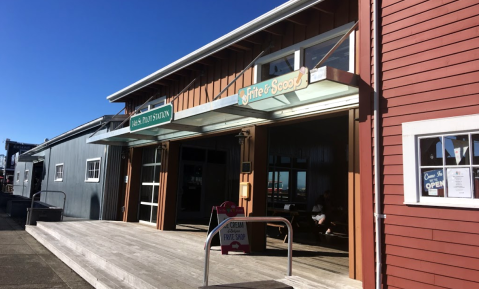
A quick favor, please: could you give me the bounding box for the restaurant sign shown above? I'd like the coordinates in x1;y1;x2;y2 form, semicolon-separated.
238;67;309;106
130;103;173;132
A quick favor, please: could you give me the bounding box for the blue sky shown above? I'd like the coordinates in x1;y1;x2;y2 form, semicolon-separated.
0;0;285;153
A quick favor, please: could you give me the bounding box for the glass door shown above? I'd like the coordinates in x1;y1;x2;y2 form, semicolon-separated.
138;148;161;225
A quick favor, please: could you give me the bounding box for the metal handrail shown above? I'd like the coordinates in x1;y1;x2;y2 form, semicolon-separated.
203;216;293;286
27;190;66;225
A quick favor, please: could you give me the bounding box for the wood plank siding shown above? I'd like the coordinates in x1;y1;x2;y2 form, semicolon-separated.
122;0;359;114
377;1;479;288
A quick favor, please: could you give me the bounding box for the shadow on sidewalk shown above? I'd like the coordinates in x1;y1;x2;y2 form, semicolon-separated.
0;208;93;289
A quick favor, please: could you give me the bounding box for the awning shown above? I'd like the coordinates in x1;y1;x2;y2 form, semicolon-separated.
87;66;359;147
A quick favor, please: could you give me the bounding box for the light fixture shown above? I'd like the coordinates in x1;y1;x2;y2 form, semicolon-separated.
235;130;250;145
157;144;167;151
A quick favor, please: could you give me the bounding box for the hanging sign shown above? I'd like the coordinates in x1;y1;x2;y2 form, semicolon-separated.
130;103;173;132
207;201;250;255
238;67;309;106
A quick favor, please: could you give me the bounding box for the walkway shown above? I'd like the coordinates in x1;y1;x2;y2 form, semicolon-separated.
0;208;92;289
27;220;362;289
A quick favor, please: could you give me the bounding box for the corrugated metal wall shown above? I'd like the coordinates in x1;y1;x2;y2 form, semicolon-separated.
102;145;122;220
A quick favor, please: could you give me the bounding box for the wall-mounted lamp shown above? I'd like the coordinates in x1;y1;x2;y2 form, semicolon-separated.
235;130;250;145
157;144;167;151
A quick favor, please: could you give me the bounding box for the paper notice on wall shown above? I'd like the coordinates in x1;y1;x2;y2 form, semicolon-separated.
447;168;472;198
452;139;469;165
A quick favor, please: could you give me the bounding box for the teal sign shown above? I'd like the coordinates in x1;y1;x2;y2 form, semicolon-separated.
238;67;309;106
130;103;173;132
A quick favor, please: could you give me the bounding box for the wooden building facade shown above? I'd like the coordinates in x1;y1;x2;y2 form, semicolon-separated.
88;0;479;288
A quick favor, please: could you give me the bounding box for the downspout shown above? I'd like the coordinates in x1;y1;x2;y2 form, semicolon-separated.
373;0;383;288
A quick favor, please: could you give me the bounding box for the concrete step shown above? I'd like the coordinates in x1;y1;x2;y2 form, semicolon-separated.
26;225;133;289
33;222;167;289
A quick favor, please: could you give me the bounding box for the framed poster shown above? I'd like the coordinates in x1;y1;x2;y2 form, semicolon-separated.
447;168;472;198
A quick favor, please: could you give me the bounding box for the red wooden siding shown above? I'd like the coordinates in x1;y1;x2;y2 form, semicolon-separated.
124;0;358;114
378;0;479;288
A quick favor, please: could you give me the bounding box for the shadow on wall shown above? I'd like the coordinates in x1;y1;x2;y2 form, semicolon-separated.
90;194;100;220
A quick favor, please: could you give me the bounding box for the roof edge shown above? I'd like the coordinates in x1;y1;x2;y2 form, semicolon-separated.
107;0;323;103
20;115;127;157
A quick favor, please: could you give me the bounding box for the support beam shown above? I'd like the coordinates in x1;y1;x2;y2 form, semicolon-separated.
285;13;308;26
311;1;336;15
216;106;271;120
162;123;203;133
243;33;265;45
263;23;285;36
239;125;268;252
157;141;180;230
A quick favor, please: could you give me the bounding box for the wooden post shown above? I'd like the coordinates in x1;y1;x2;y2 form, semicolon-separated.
123;147;143;222
157;141;180;230
348;108;362;280
238;125;268;252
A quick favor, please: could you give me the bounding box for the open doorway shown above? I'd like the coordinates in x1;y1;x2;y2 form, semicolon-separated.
30;162;43;200
176;134;240;227
266;112;354;276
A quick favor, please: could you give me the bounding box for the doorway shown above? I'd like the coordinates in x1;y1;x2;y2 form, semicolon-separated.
30;162;43;199
176;134;240;223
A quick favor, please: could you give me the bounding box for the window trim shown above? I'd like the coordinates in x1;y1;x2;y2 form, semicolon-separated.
16;172;20;183
403;113;479;208
135;96;166;113
254;22;356;83
85;157;101;183
24;170;29;183
54;163;64;182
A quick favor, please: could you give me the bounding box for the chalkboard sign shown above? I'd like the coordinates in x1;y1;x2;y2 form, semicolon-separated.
206;201;250;255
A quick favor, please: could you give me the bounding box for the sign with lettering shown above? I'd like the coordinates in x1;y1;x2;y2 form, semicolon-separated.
423;169;444;196
215;202;250;255
130;103;173;132
238;67;309;106
447;168;472;198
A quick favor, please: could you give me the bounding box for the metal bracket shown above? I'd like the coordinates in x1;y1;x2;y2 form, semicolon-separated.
374;213;386;219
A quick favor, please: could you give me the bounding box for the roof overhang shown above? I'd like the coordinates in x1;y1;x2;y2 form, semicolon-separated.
106;0;325;103
89;66;359;147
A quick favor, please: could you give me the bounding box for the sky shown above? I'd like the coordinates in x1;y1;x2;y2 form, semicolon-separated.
0;0;286;154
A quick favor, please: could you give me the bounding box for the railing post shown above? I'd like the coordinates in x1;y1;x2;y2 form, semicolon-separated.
203;216;293;287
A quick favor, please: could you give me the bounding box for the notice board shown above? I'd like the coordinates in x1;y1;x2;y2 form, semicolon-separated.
207;201;250;255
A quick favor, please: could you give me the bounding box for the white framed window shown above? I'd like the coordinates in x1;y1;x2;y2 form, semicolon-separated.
85;158;101;182
24;170;29;182
254;22;355;83
55;163;64;182
403;114;479;208
135;96;166;113
16;172;20;182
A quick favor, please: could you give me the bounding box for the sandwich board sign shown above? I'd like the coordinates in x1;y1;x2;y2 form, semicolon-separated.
206;201;250;255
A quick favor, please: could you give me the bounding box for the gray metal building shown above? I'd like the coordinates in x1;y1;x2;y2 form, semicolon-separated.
13;115;126;220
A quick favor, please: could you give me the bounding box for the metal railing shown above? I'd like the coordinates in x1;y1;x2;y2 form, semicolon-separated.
27;190;66;225
203;216;293;287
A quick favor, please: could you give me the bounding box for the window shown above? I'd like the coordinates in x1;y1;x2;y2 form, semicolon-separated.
268;156;308;210
85;158;101;182
24;170;29;182
254;22;355;83
403;114;479;207
261;54;295;81
138;147;161;225
135;96;166;113
55;164;64;182
303;35;350;72
16;172;20;182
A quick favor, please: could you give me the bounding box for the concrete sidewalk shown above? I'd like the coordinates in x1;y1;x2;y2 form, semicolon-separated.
0;209;92;289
